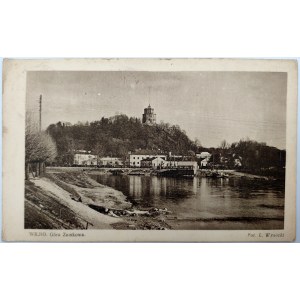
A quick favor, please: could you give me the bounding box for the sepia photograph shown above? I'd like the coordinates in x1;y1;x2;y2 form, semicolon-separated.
2;58;297;241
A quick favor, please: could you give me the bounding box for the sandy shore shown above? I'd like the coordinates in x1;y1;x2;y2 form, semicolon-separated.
25;169;170;230
197;169;272;180
223;170;271;180
26;168;134;229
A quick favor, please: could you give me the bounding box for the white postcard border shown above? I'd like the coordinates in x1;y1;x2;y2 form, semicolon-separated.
2;58;297;242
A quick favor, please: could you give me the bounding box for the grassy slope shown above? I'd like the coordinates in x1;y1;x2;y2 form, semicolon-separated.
25;170;132;229
25;180;85;229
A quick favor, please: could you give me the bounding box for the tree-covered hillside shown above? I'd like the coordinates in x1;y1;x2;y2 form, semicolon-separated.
46;114;198;165
46;114;286;178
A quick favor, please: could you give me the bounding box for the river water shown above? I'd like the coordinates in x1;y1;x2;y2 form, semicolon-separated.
93;174;285;229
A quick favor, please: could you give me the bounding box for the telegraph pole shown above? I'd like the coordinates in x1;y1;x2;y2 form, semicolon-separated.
39;94;42;132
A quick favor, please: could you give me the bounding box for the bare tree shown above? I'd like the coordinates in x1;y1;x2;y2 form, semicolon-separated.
219;139;229;150
194;138;202;150
25;115;57;179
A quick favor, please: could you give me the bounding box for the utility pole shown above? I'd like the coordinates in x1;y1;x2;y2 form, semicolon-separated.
39;94;42;132
38;94;43;177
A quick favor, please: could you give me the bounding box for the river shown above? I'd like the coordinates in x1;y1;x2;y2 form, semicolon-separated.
92;174;285;230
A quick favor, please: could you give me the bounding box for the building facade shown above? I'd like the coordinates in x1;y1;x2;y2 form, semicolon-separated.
200;157;210;167
141;157;166;169
98;157;123;167
151;157;165;169
140;158;153;168
130;154;166;167
196;152;212;168
162;160;198;174
142;105;156;125
73;152;97;166
177;161;199;175
196;152;211;159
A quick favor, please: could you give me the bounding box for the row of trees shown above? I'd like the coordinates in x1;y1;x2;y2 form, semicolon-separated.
199;139;286;176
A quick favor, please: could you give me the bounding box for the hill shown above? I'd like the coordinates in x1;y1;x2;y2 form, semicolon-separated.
46;114;198;165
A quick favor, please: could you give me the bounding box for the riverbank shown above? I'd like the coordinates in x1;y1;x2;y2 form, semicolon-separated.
25;168;171;230
25;167;284;230
197;169;284;180
25;173;128;229
220;170;270;180
48;166;281;180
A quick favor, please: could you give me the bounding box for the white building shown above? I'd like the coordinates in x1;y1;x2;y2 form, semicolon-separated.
130;154;166;167
73;153;97;166
151;157;165;169
200;157;210;167
196;152;211;159
140;157;166;169
162;160;198;174
177;161;198;174
168;154;183;160
196;152;211;167
162;160;178;168
98;157;123;167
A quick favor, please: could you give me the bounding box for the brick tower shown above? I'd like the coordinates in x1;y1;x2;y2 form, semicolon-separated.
142;105;156;125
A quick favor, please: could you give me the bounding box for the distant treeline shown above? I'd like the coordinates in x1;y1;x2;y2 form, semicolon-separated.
206;139;286;177
46;114;286;177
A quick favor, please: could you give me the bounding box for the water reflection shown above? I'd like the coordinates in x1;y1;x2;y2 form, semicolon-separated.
93;174;285;220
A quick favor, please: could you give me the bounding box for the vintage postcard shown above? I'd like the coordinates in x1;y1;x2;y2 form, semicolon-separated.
2;58;297;242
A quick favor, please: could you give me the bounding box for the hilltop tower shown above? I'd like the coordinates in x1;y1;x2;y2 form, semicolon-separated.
142;105;156;125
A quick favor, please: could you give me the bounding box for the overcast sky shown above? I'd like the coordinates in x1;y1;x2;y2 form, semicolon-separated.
26;71;287;149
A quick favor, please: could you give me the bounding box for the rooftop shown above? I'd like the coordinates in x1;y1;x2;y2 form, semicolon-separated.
141;157;165;162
